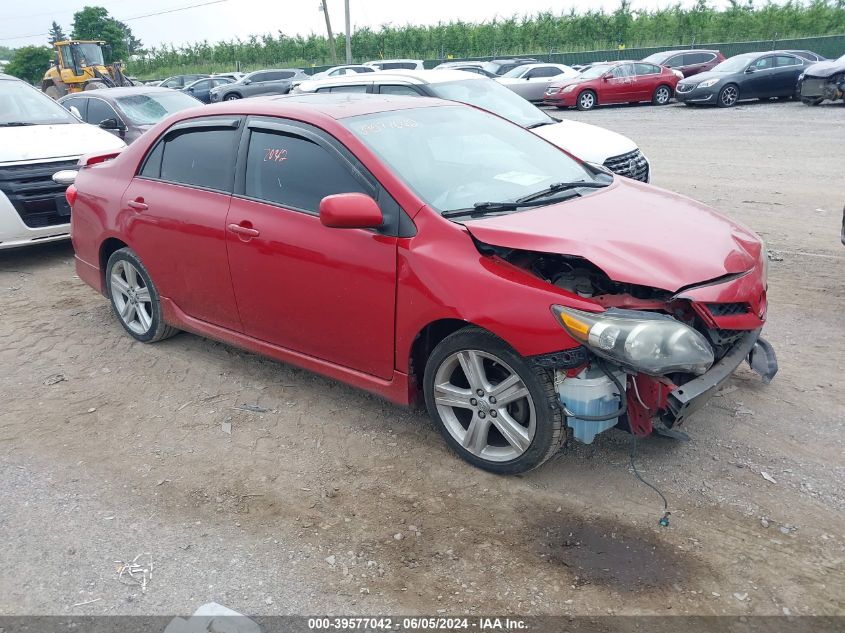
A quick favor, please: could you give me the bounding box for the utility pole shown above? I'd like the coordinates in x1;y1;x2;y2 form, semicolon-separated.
344;0;352;63
320;0;338;65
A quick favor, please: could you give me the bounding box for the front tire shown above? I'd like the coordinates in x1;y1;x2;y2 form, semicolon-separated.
717;83;739;107
576;90;597;111
224;93;241;101
423;327;564;474
801;96;823;106
106;248;178;343
652;84;672;105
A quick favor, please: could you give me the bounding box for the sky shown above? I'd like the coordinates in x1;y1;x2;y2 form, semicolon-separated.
1;0;750;49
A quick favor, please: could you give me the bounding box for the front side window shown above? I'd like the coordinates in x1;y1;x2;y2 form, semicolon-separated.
248;72;268;83
343;105;594;215
502;65;531;78
244;129;368;213
142;124;239;192
611;65;632;78
711;55;755;73
752;56;774;70
85;98;120;125
664;55;684;67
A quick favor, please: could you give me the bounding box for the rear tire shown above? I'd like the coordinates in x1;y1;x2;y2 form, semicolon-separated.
801;97;823;106
651;84;672;105
576;90;597;111
423;326;564;474
106;248;179;343
84;81;108;91
44;85;62;99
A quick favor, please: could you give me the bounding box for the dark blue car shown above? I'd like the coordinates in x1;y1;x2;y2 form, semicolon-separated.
181;77;234;104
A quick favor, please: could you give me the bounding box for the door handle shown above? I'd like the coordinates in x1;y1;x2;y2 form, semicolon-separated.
227;223;260;238
127;199;148;211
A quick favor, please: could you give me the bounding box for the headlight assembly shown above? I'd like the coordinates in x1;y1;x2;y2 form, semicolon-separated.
561;84;577;93
697;78;720;88
552;306;714;375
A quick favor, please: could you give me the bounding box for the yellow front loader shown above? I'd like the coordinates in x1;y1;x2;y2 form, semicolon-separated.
41;40;135;98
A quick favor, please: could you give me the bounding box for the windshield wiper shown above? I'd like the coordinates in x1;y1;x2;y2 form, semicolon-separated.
0;122;36;127
516;180;609;203
441;181;610;219
526;120;555;129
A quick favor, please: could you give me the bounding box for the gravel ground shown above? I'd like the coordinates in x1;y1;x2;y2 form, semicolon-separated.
0;99;843;617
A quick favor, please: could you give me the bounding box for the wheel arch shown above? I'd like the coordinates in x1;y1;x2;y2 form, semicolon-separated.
408;318;476;400
99;236;129;289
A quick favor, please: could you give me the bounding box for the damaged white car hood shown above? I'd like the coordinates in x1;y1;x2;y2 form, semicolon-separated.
531;118;639;164
0;123;125;164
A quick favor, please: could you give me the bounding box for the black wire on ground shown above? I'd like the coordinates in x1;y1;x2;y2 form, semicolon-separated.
629;432;671;527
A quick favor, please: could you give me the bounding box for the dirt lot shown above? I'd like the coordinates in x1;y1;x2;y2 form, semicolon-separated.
1;99;843;618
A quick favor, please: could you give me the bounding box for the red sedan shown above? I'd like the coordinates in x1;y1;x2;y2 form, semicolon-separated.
66;94;776;474
544;61;680;110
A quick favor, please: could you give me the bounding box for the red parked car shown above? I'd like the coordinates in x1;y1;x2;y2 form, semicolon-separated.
544;61;680;110
66;94;777;474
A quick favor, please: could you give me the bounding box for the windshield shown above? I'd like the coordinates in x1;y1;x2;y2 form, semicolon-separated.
711;55;754;72
115;92;200;125
578;64;613;79
429;79;552;128
72;43;105;68
344;105;594;215
501;65;531;78
641;52;669;64
0;79;78;126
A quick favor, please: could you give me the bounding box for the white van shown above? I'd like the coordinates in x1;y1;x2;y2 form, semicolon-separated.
0;74;126;249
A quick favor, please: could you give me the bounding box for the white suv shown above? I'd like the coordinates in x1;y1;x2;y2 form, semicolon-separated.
0;74;125;249
294;70;651;182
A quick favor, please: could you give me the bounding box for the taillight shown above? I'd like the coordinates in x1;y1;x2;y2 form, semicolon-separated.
66;184;78;208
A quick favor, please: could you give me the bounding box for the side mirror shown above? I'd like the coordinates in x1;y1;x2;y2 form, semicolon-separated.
602;74;610;81
319;193;383;229
187;87;194;92
99;118;126;132
242;78;252;85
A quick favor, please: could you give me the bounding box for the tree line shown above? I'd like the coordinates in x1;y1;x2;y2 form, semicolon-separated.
4;0;845;83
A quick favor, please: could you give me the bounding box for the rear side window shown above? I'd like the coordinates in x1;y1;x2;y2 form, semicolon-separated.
611;65;632;78
62;97;87;119
244;129;368;213
378;84;421;96
775;55;801;67
634;63;661;76
381;62;417;70
140;123;239;192
684;52;715;65
330;84;368;93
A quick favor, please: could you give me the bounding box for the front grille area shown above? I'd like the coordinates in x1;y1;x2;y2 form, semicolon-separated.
706;302;750;317
800;78;826;96
0;159;78;228
603;149;649;182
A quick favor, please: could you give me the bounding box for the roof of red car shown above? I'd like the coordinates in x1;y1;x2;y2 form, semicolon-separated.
190;93;453;121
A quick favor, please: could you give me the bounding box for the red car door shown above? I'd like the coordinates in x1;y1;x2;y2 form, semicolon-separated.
601;63;635;103
122;117;243;331
225;119;398;379
632;63;662;100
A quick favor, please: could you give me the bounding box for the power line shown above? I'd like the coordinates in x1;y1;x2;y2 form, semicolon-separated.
0;0;231;42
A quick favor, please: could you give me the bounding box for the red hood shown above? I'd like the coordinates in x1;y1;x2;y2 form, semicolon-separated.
462;178;762;293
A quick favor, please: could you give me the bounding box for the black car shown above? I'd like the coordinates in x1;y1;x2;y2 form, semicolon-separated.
157;74;209;89
674;51;810;107
181;76;234;103
798;53;845;105
481;58;539;76
209;68;310;102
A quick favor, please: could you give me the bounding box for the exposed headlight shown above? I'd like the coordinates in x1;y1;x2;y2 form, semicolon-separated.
552;306;714;375
697;78;720;88
561;84;577;93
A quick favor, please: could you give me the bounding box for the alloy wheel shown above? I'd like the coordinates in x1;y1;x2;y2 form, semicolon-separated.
720;85;738;107
110;260;153;335
655;86;671;104
579;92;595;109
432;349;536;462
225;94;240;101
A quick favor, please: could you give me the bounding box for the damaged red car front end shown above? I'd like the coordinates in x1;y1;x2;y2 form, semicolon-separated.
461;178;777;443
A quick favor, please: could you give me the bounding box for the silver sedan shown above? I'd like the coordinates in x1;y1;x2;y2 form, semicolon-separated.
496;63;580;101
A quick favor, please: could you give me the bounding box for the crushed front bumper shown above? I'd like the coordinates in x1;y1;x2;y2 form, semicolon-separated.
665;329;777;426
